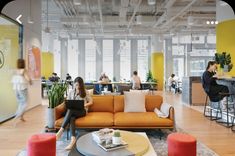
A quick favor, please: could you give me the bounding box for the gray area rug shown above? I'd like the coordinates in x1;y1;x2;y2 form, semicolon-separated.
17;129;218;156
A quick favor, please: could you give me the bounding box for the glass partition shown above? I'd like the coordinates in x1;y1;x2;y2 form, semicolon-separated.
0;14;22;122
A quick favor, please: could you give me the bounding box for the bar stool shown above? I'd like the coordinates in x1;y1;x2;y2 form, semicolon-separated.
216;92;235;128
203;94;222;121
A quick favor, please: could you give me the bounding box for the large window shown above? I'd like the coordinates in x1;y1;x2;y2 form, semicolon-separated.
103;40;113;80
173;58;184;79
68;40;78;79
85;40;96;81
120;40;131;80
137;40;149;81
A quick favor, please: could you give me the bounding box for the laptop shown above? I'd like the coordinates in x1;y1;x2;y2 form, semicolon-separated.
65;100;84;110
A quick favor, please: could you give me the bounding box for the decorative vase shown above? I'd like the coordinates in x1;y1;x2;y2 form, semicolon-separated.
47;108;55;129
112;136;122;145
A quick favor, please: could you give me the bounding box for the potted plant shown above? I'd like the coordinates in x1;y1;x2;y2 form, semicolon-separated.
215;52;233;72
112;131;122;145
146;70;158;89
47;82;67;129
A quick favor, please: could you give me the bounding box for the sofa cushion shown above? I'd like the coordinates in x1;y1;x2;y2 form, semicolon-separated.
75;112;114;127
114;112;173;127
124;91;146;112
89;95;114;112
54;112;114;128
114;95;163;112
145;95;163;111
114;95;124;112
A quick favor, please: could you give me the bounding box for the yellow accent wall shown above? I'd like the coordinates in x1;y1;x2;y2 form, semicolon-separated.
41;52;54;79
151;52;164;90
216;19;235;76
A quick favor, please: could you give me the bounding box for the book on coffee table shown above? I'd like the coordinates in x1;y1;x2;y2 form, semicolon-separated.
97;140;128;152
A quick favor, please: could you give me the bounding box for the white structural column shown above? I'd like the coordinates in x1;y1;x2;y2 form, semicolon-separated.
151;35;164;53
130;39;138;76
60;38;68;80
78;39;85;79
164;38;173;79
113;39;120;81
96;39;103;80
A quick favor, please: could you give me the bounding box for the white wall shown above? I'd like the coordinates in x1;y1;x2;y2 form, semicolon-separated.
3;0;42;110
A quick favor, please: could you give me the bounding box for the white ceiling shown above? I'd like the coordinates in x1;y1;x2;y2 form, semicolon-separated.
41;0;216;38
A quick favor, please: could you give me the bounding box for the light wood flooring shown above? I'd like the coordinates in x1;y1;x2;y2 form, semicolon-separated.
0;91;235;156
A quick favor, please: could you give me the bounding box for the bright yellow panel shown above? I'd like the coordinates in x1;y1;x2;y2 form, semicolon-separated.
151;52;164;90
41;52;54;79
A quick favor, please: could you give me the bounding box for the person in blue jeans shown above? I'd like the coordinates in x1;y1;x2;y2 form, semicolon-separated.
11;59;32;126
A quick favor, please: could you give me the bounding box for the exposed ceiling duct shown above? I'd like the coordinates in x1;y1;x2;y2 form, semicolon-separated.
42;0;216;37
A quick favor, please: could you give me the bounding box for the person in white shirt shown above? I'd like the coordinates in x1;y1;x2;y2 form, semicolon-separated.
168;74;180;93
11;59;32;126
131;71;141;90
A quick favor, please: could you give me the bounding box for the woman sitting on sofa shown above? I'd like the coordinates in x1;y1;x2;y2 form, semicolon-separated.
56;77;93;150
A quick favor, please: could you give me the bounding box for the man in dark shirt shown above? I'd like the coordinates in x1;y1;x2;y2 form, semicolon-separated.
202;61;229;102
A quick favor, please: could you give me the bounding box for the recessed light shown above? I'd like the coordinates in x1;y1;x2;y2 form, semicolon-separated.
211;21;214;24
215;21;218;24
206;21;210;25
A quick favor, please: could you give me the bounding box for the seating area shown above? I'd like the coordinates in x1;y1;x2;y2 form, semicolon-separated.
1;0;235;156
55;95;174;129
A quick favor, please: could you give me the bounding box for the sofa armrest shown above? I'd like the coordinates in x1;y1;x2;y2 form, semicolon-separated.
169;107;174;121
55;102;66;120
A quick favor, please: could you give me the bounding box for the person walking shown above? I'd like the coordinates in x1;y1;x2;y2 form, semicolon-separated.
11;59;32;126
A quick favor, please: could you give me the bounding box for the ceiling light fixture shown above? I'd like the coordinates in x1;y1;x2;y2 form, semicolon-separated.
73;0;81;5
136;15;142;25
206;21;210;25
187;16;194;25
210;21;214;24
148;0;156;5
215;21;218;24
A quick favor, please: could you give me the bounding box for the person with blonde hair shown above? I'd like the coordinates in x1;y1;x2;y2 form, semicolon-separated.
11;59;32;126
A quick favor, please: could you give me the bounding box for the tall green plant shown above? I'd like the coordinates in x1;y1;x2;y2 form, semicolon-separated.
215;52;233;72
146;70;157;83
47;83;67;108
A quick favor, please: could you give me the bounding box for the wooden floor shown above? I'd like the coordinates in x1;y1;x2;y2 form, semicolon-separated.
0;91;235;156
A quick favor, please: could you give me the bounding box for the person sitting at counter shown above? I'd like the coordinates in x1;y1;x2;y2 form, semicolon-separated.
168;74;180;93
131;71;141;90
49;72;60;82
99;72;112;92
202;61;229;104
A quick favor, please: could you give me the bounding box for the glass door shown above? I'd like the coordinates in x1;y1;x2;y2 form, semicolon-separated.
0;14;21;122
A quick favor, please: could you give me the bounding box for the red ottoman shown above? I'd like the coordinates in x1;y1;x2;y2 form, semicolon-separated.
167;133;196;156
27;133;56;156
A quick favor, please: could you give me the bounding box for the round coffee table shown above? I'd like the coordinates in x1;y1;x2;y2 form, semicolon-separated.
76;130;149;156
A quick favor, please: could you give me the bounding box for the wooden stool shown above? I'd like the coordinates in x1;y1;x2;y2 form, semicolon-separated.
167;133;196;156
27;133;56;156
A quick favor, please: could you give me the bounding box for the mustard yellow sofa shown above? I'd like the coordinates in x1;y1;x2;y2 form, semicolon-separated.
55;95;174;129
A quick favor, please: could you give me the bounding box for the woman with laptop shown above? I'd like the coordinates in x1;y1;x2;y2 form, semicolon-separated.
56;77;93;150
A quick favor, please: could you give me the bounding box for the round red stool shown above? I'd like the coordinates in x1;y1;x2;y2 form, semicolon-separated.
27;133;56;156
167;133;196;156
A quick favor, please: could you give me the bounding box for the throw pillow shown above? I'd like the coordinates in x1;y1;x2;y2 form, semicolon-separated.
124;91;146;112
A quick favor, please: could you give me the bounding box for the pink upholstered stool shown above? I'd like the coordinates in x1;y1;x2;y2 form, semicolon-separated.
27;133;56;156
167;133;196;156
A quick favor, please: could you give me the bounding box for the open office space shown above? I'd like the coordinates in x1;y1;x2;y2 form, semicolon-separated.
0;0;235;156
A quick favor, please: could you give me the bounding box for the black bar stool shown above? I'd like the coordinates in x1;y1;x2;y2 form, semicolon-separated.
203;95;222;121
216;92;235;128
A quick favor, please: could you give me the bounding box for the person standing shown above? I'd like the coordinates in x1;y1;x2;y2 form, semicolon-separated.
11;59;32;126
131;71;141;90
